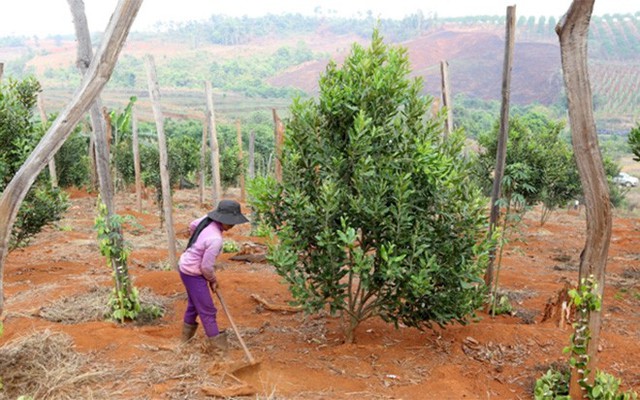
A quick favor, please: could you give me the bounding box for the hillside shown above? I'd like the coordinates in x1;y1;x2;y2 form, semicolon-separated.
1;13;639;132
270;27;561;105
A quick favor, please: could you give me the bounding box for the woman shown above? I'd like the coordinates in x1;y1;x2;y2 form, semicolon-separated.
178;199;249;356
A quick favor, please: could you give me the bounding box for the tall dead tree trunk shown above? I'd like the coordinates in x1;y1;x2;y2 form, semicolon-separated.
36;94;59;188
440;60;453;137
0;0;142;318
131;105;142;213
204;81;222;206
236;119;245;202
0;63;4;82
68;1;106;202
485;5;516;289
145;55;178;269
272;109;284;182
557;1;612;396
68;0;132;301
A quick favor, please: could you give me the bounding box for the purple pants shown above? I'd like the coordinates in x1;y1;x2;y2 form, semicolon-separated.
179;270;219;337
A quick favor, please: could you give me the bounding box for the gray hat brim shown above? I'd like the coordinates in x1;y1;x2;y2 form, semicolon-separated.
207;210;249;225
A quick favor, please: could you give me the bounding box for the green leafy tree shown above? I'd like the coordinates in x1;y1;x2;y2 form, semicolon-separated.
475;112;581;225
250;30;492;343
38;111;90;189
54;130;90;188
0;77;69;250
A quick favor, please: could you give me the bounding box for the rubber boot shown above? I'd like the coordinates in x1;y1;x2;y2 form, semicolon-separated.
204;330;228;359
181;322;198;343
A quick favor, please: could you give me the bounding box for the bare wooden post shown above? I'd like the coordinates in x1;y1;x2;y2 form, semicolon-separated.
236;119;245;202
145;54;178;270
484;5;516;289
204;81;222;205
440;60;453;137
87;119;98;191
248;130;255;179
0;0;142;318
272;109;284;182
36;94;59;188
102;107;116;192
557;1;611;396
199;113;208;206
131;105;142;213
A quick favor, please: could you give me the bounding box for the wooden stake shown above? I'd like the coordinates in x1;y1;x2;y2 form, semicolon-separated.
131;105;142;213
485;5;516;289
440;60;453;137
236;119;245;202
248;131;255;180
204;81;222;205
272;109;284;182
36;94;59;188
145;54;178;270
199;113;208;206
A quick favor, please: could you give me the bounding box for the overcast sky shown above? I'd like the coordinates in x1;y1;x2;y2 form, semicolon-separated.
0;0;637;37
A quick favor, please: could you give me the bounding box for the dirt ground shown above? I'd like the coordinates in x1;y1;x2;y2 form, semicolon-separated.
1;186;639;399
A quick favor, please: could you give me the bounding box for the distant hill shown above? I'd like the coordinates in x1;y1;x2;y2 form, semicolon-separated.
1;12;639;132
268;28;562;106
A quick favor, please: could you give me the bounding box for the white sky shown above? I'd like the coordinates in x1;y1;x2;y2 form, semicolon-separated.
0;0;637;37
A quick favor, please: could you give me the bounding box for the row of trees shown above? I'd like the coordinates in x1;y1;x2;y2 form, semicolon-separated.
5;74;630;256
104;42;318;97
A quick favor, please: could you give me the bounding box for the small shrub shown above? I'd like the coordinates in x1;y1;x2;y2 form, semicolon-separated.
534;367;570;399
222;239;240;253
95;201;141;323
534;368;638;400
10;186;69;250
490;294;513;316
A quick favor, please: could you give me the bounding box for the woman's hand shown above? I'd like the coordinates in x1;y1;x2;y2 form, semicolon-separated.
208;280;218;293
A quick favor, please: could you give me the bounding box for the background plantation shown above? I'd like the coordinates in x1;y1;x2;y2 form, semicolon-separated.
2;11;640;131
1;5;640;399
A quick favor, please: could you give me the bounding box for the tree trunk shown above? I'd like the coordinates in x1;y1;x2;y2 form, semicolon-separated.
236;119;245;202
485;5;516;288
131;105;142;213
440;60;453;137
272;109;284;182
36;94;59;188
248;131;255;179
0;62;3;82
204;81;222;206
69;0;139;299
145;55;178;270
0;0;142;318
556;1;611;397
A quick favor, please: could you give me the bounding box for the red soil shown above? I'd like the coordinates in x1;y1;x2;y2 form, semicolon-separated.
2;186;639;399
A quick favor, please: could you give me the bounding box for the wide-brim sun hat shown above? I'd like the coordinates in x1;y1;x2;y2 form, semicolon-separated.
207;199;249;225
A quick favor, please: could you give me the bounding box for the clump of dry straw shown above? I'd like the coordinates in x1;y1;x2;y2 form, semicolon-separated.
0;330;124;399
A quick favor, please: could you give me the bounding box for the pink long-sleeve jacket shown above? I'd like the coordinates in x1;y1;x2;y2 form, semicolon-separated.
178;216;223;282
